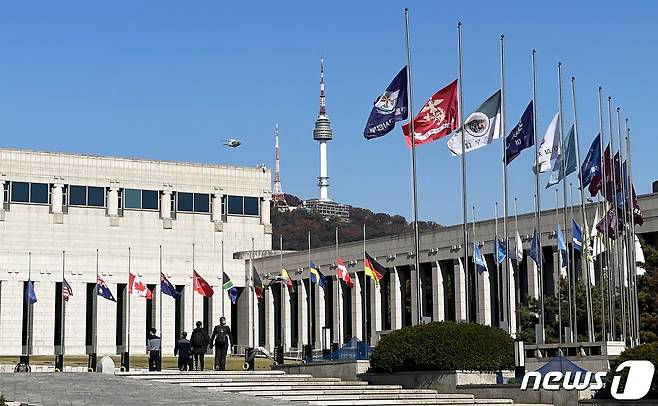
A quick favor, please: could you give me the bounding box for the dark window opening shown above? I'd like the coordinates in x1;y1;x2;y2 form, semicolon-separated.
124;189;141;209
87;186;104;207
69;185;87;206
116;284;126;348
177;192;194;212
11;182;29;203
54;282;63;348
244;197;259;215
30;183;49;204
227;195;243;215
142;191;159;210
85;283;95;348
194;193;210;213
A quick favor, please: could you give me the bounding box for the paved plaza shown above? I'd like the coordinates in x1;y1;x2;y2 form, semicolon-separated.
0;373;293;406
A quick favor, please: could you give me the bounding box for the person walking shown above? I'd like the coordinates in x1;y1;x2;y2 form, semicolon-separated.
173;331;192;371
146;328;161;372
190;321;211;371
211;317;232;371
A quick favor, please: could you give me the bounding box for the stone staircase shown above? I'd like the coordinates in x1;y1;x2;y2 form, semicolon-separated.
119;371;553;406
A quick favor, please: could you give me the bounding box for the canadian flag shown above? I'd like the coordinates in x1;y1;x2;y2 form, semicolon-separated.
336;257;354;288
129;273;153;300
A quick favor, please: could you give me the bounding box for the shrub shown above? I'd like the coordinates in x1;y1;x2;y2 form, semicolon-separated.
370;321;514;373
596;342;658;399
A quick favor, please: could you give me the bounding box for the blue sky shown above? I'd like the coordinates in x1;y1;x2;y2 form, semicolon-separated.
0;1;655;226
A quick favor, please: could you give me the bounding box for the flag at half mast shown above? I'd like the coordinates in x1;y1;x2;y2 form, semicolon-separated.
222;272;238;304
364;252;385;285
447;90;501;156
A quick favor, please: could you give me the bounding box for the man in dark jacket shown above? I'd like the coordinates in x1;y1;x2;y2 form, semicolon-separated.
210;317;232;371
173;331;192;371
146;328;161;371
189;321;211;371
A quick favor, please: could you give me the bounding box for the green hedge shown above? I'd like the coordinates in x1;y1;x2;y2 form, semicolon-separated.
597;342;658;399
370;321;514;373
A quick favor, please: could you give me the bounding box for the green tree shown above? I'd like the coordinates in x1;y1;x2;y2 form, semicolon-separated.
638;240;658;343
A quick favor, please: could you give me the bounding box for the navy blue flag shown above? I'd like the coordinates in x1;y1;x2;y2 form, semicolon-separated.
580;134;601;188
494;239;507;265
530;229;541;268
363;66;409;139
26;279;37;304
161;273;182;300
572;219;583;251
505;101;534;164
96;276;116;302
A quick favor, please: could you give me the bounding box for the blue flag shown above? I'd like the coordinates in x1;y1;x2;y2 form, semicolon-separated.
363;66;408;139
161;273;182;300
309;261;327;290
96;276;116;302
580;134;601;189
572;219;583;252
473;242;488;273
26;279;37;304
505;101;534;164
494;239;507;265
547;125;577;188
530;230;541;268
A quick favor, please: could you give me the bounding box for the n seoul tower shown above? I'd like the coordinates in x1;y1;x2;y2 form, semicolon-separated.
313;57;333;202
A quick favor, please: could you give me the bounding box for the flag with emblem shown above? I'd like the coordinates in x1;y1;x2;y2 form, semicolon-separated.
336;257;354;288
494;239;507;265
580;134;601;189
129;273;153;299
193;270;214;298
222;272;238;305
572;219;583;252
529;230;541;269
505;101;534;164
402;79;459;147
447;90;501;155
535;112;561;173
473;242;488;273
96;276;116;302
547;125;577;188
364;67;409;139
364;252;385;285
62;278;73;302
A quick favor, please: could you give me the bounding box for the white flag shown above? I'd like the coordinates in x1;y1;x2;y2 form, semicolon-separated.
447;90;501;156
513;231;523;261
635;235;646;276
534;112;561;173
590;207;606;257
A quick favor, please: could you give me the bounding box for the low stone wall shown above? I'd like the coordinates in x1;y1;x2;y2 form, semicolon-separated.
454;383;592;406
358;370;497;393
275;360;370;381
0;364;148;373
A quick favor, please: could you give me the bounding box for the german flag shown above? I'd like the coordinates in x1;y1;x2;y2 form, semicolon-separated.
364;252;385;285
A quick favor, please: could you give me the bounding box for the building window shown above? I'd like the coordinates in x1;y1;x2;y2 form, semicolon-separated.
177;192;194;212
244;197;259;216
30;183;49;204
193;193;210;213
124;189;141;209
11;182;29;203
3;182;8;203
142;190;159;210
87;186;105;207
69;185;87;206
226;195;260;216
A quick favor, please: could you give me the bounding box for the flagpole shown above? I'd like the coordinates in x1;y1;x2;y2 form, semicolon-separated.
307;231;312;346
557;63;574;342
621;119;635;345
495;202;503;323
615;106;628;344
597;87;607;342
221;239;225;320
555;188;563;343
95;249;99;355
192;243;195;331
531;49;545;342
500;34;512;335
457;21;469;323
607;96;618;339
127;247;131;355
251;237;256;349
571;77;594;342
159;245;162;348
404;8;422;326
61;250;66;356
27;252;32;357
363;223;368;342
625;120;640;345
569;183;578;342
335;227;340;345
279;234;284;350
472;206;479;323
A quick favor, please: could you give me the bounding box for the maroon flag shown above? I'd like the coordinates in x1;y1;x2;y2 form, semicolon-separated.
589;144;610;197
596;208;624;240
402;80;459;147
192;271;214;297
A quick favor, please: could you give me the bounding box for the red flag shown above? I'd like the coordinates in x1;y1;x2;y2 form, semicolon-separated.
402;79;459;147
193;271;214;297
129;273;153;300
336;257;354;288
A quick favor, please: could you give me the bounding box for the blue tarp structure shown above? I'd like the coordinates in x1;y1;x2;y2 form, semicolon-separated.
305;337;371;363
536;350;588;375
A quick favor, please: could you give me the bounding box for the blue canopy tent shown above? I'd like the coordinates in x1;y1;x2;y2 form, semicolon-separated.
536;350;588;375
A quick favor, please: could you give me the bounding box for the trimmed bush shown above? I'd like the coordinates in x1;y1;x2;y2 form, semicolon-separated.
596;341;658;399
370;321;514;373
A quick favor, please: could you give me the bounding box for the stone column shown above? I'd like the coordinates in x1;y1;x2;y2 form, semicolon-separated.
477;257;492;326
527;258;540;300
128;292;147;354
281;285;292;351
506;259;518;335
332;277;344;345
0;180;5;210
389;267;403;331
156;283;177;356
31;281;55;355
552;247;561;296
261;196;272;234
454;258;467;322
211;191;222;222
351;274;364;341
431;261;445;322
264;287;276;352
106;187;119;217
409;263;419;325
64;281;87;355
313;283;326;350
161;191;172;219
51;184;63;214
369;279;382;345
95;283;117;355
296;280;308;348
0;281;23;355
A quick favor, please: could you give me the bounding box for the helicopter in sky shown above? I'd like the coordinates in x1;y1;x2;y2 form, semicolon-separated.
222;139;242;148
